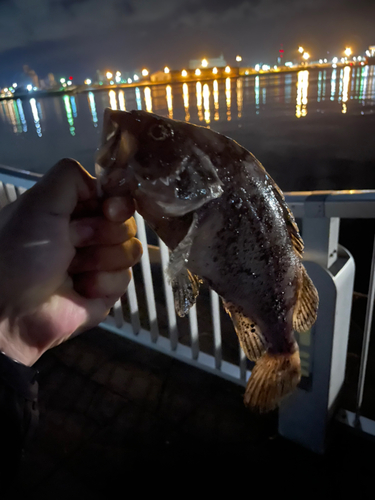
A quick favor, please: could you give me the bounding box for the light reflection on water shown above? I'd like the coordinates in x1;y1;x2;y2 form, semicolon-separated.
1;66;374;140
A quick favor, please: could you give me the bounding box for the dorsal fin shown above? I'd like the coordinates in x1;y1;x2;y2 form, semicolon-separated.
293;265;319;332
271;182;304;258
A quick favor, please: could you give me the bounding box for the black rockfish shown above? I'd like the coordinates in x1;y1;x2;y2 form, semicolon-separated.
96;109;319;412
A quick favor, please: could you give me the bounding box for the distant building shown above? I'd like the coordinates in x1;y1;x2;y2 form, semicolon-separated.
23;65;39;89
189;55;227;69
47;73;58;88
150;71;171;83
366;45;375;64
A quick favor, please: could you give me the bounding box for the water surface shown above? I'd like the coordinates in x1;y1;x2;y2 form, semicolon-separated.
1;66;375;191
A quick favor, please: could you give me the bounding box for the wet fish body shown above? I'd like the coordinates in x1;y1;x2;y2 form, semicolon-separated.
96;109;319;412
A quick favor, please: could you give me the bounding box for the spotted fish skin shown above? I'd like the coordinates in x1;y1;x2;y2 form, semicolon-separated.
96;109;319;412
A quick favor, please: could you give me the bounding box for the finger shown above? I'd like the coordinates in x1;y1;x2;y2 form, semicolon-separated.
22;158;97;217
73;269;132;299
70;216;137;247
71;199;102;220
69;238;143;273
102;196;135;222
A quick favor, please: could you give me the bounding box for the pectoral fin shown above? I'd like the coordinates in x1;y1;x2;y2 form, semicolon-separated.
171;270;202;317
167;213;202;317
223;301;267;361
293;265;319;332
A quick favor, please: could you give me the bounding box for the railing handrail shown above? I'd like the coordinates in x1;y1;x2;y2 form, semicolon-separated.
1;165;375;218
285;190;375;218
0;164;42;181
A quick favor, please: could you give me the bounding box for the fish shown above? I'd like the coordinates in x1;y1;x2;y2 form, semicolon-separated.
95;108;319;412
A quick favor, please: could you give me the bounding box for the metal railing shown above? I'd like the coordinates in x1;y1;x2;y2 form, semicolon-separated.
1;164;375;453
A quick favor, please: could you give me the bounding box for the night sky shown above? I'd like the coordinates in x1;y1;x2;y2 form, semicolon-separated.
0;0;374;85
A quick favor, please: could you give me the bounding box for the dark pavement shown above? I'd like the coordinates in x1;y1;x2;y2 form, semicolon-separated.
17;326;375;498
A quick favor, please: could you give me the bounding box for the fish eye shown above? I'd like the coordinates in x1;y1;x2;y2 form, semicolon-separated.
149;123;171;141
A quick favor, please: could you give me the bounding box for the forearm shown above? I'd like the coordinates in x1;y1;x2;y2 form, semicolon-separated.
0;350;39;486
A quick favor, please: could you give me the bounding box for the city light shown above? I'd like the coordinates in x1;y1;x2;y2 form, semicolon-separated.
128;78;133;84
27;84;32;91
332;57;338;64
142;69;149;76
60;78;65;84
262;64;270;71
319;59;323;64
109;90;117;110
181;69;188;77
212;67;218;74
116;71;121;76
236;55;242;62
303;52;310;60
67;81;72;86
144;87;152;113
298;47;304;54
164;66;170;73
12;83;17;88
134;75;139;81
225;66;231;73
344;47;352;58
201;59;208;67
195;68;201;76
106;71;113;79
84;79;92;85
255;64;260;71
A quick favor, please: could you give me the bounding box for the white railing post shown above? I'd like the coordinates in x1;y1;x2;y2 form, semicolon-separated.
278;196;355;453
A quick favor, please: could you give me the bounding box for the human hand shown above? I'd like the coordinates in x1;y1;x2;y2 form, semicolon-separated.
0;159;142;366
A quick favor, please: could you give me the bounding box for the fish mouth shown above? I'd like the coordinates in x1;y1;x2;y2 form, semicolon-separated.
96;109;139;195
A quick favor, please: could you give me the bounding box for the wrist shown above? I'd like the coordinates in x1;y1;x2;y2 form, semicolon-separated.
0;318;40;367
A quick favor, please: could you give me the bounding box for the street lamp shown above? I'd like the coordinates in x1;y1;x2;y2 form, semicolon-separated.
344;47;352;58
236;55;242;62
181;69;188;77
164;66;170;74
201;59;208;68
142;69;149;77
212;67;218;75
195;68;201;76
303;52;310;61
225;66;231;73
298;46;304;54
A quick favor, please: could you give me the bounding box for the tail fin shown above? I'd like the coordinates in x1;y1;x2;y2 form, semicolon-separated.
243;349;301;412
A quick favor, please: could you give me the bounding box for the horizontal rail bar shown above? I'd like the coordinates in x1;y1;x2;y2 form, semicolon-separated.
285;190;375;218
101;316;251;386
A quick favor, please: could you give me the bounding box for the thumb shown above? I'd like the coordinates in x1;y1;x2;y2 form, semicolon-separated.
23;158;97;216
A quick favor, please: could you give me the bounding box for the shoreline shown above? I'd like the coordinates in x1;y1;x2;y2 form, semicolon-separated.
0;62;369;102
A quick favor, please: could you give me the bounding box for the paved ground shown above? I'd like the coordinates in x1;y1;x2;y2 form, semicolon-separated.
15;326;375;498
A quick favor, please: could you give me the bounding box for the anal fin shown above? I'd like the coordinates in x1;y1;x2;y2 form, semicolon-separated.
293;265;319;332
223;300;267;361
